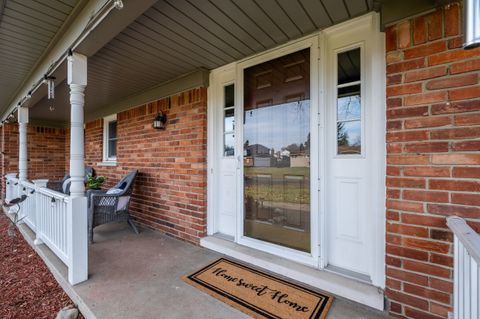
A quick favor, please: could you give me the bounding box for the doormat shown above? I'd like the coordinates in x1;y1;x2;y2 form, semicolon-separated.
182;258;333;319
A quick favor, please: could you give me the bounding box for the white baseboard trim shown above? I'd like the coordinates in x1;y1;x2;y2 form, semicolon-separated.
200;235;385;311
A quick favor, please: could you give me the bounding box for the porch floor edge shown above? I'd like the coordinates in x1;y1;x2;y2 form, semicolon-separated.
200;235;385;311
2;210;97;319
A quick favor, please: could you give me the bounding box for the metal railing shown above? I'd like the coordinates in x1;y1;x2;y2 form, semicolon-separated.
447;216;480;319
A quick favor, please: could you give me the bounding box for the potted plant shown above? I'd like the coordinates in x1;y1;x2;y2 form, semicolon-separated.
86;174;106;190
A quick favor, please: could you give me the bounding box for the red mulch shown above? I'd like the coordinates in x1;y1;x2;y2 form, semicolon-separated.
0;213;80;319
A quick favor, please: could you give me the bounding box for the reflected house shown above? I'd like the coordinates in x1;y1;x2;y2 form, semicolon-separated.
290;155;309;168
245;144;274;167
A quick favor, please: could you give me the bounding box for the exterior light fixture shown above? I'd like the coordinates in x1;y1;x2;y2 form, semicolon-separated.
44;75;56;111
153;111;167;129
464;0;480;49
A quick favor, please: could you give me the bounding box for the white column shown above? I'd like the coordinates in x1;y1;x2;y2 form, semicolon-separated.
18;107;28;182
66;52;88;285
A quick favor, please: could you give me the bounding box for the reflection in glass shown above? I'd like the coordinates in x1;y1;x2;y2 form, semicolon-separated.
224;133;234;157
337;121;361;154
337;95;361;121
108;121;117;158
337;48;360;85
225;84;235;108
224;109;234;132
243;49;311;253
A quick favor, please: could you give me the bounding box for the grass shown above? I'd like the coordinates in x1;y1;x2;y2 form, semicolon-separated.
244;166;310;204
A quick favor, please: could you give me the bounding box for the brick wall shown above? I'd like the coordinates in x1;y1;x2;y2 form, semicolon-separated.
83;87;208;244
385;2;480;319
1;123;67;194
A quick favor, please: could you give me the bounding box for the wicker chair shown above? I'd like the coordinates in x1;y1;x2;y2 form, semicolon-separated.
87;170;139;243
48;166;94;194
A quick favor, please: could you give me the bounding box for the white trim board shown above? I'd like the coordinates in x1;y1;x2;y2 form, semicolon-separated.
200;236;385;311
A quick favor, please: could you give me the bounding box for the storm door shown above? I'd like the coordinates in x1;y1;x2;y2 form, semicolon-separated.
243;49;311;253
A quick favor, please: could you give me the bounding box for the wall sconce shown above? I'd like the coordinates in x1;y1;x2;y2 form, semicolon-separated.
153;111;167;129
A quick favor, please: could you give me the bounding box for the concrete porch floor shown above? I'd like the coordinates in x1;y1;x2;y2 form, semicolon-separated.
18;221;390;319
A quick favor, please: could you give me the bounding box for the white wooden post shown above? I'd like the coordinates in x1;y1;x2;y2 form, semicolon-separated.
18;107;28;183
33;179;48;245
67;52;88;285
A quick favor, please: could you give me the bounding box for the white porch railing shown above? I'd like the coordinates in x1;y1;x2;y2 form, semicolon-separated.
19;180;36;231
447;216;480;319
4;174;87;285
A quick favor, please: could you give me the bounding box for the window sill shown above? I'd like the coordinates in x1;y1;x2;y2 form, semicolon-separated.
96;161;117;167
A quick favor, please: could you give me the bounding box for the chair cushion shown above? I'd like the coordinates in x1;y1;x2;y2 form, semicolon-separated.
62;178;71;194
106;188;123;195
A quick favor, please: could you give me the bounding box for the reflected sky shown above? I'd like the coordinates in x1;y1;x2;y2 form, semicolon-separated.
244;100;310;152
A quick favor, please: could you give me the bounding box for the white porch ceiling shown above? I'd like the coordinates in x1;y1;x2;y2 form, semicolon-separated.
0;0;84;115
12;0;448;125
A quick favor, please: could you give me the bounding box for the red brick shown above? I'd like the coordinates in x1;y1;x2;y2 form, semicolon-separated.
404;91;446;106
387;97;403;108
387;106;428;119
387;177;425;189
401;213;446;228
404;116;451;129
430;253;453;267
387;120;403;130
448;36;463;49
405;307;445;319
386;289;429;310
387;245;429;261
444;3;460;36
388;200;424;213
387;130;429;142
428;203;480;218
387;74;403;85
386;278;402;290
387;189;401;199
429;278;453;293
404;142;449;153
449;86;480;101
426;9;443;41
387;223;429;237
387;51;403;64
387;155;430;165
430;179;480;191
403;238;450;254
450;59;480;74
387;143;403;154
427;73;478;90
431;153;480;165
387;58;425;74
431;99;480;114
387;83;423;96
431;303;452;318
387;267;429;286
430;127;480;140
430;229;453;242
452;141;480;151
403;167;450;177
387;256;402;268
403;283;450;304
398;21;411;49
453;167;480;178
405;66;447;82
403;260;451;278
413;16;426;45
454;113;480;126
429;48;480;66
385;25;397;52
403;190;449;203
404;41;446;59
452;193;480;206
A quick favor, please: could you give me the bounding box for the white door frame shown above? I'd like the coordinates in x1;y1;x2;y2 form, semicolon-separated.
206;12;386;288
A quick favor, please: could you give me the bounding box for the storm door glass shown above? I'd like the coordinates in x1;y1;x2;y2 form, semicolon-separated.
243;49;311;253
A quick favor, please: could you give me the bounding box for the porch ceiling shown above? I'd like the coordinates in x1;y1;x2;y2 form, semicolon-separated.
23;0;448;125
29;0;376;124
0;0;85;116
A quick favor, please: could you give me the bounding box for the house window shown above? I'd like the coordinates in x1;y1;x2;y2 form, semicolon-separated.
223;84;235;157
103;114;117;162
336;47;361;155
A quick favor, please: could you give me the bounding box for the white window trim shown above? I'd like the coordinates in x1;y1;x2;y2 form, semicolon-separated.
98;114;117;166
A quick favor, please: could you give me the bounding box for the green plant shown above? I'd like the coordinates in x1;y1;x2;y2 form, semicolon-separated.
86;175;106;189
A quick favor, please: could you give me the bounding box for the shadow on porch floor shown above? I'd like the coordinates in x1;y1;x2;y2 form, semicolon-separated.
20;222;390;319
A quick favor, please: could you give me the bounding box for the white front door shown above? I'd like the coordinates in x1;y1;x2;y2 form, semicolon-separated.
208;13;385;286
